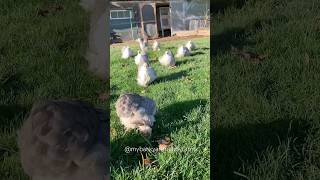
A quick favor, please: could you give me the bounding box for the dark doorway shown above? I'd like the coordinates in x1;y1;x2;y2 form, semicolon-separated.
156;4;171;37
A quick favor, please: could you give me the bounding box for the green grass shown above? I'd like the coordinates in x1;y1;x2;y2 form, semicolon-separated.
0;1;107;179
110;37;210;179
213;0;320;179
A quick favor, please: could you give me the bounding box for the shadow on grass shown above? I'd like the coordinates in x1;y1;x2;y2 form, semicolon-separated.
190;51;205;56
110;93;119;102
0;72;31;126
175;58;194;66
110;99;207;170
198;47;210;51
211;0;247;14
212;27;255;57
165;46;176;50
1;70;24;90
214;118;310;180
0;105;27;120
110;131;150;169
0;104;28;130
156;70;188;83
153;99;207;137
211;15;288;59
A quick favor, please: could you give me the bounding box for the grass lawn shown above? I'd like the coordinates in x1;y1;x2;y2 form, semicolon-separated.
110;37;210;179
0;1;107;179
213;0;320;179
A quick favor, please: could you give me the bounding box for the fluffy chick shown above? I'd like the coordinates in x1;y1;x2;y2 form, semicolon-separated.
17;100;108;180
136;38;148;52
134;50;149;66
121;46;134;59
137;62;157;87
152;40;160;51
79;0;108;81
176;45;191;58
185;40;196;51
115;93;157;136
159;50;175;67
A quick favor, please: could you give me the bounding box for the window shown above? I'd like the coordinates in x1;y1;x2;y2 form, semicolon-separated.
110;10;132;19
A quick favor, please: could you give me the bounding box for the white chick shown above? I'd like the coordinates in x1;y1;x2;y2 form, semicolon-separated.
115;93;157;136
79;0;108;81
159;50;175;67
176;45;191;58
137;62;157;87
121;46;134;59
185;40;196;51
152;40;160;51
17;100;108;180
136;37;148;52
134;50;149;66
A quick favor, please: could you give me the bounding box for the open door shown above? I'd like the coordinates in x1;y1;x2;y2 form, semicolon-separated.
159;7;171;37
139;2;158;38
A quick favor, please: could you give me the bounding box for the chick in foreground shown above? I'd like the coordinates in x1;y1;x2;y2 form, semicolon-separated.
186;40;196;51
152;40;160;51
121;46;134;59
17;100;108;180
137;62;157;87
115;93;157;136
159;50;175;67
134;50;149;66
176;45;191;58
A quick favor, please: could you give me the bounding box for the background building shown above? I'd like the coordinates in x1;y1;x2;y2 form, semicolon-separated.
110;0;210;43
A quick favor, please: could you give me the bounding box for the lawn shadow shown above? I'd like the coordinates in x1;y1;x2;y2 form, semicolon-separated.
156;70;188;83
110;130;153;170
190;51;205;56
211;0;247;14
1;71;24;90
212;16;286;58
153;99;207;137
198;47;210;51
214;118;311;180
0;104;28;126
110;99;207;171
212;27;255;57
0;72;32;125
110;93;119;102
165;46;176;50
175;59;194;66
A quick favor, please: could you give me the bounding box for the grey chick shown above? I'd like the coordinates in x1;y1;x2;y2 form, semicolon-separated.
136;37;148;52
176;45;191;58
137;62;157;87
159;50;175;67
134;50;149;66
115;93;157;136
185;40;196;51
152;40;160;51
17;100;108;180
121;46;135;59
